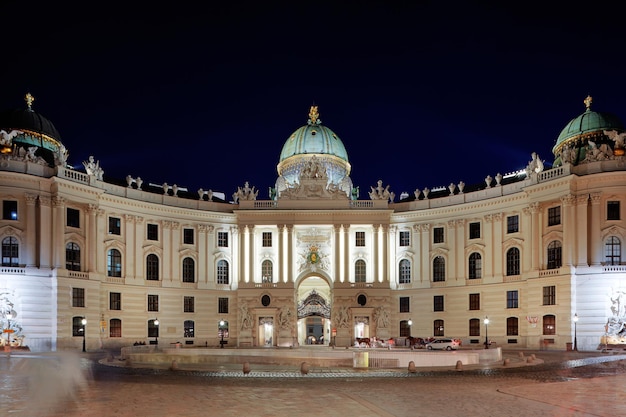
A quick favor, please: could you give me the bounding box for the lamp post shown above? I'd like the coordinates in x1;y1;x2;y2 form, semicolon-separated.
219;320;225;348
407;319;412;337
5;311;13;351
154;318;159;346
81;318;87;352
484;316;489;349
573;313;578;351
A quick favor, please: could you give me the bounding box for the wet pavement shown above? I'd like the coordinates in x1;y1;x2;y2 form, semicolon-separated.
2;349;626;417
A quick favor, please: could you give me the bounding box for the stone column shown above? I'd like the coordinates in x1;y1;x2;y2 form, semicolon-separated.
334;224;341;283
134;216;145;278
52;196;65;269
123;215;135;278
343;224;350;283
412;224;421;285
574;194;589;267
231;226;239;289
197;224;208;283
561;194;576;267
589;193;602;265
38;197;52;268
24;194;37;267
420;224;430;282
286;225;294;283
387;225;396;285
454;219;465;280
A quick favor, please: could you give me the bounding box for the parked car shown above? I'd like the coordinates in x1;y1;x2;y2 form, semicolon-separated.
425;338;460;350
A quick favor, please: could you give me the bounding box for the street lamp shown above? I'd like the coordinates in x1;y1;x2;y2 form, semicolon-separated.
5;311;13;351
81;318;87;352
219;320;225;348
154;318;159;346
573;313;578;351
407;319;412;337
484;316;489;349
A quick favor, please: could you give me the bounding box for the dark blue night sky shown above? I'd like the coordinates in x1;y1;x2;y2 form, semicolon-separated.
2;1;625;200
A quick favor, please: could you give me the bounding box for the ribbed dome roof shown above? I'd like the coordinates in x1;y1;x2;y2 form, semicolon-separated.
0;93;65;167
278;106;349;163
275;106;353;197
0;93;61;141
552;95;624;155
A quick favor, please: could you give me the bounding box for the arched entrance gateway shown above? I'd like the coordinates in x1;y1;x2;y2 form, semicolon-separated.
297;276;331;346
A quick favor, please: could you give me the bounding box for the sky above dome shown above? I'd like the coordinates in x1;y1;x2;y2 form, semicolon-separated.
2;2;626;200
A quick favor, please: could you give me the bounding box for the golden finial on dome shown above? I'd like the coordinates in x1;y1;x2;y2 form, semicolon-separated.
584;95;593;110
308;105;320;125
25;93;35;110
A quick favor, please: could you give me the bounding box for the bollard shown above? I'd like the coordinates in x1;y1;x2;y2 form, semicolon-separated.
518;351;524;358
455;360;463;371
408;360;417;373
170;360;178;370
300;361;309;375
527;356;534;363
503;358;510;366
243;362;251;375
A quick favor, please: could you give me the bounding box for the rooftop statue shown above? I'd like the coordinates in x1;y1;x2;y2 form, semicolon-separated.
369;180;392;201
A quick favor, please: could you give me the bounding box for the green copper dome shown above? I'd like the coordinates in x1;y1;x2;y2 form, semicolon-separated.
276;106;352;189
552;95;624;157
0;93;66;167
278;106;349;162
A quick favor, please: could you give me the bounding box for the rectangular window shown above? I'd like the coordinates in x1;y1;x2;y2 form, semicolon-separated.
67;207;80;228
608;201;621;220
507;215;519;233
218;231;229;247
218;297;229;314
433;227;444;244
399;296;410;313
507;290;519;309
2;200;18;220
183;228;194;245
109;292;121;310
433;295;444;312
262;232;272;247
399;231;410;246
469;222;481;239
184;296;195;313
548;206;561;226
147;223;159;241
72;287;85;308
110;319;122;338
355;231;365;247
108;216;121;235
469;293;480;310
542;286;556;305
148;294;159;312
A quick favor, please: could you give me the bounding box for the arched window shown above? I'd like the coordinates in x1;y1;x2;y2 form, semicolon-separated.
1;236;19;266
605;236;621;265
261;259;273;282
110;319;122;337
469;318;480;336
506;247;520;276
182;257;195;283
107;249;122;277
217;260;229;284
184;320;195;337
507;317;519;336
468;252;482;279
542;314;555;335
355;259;366;282
434;319;444;336
146;254;159;280
66;242;81;271
399;259;411;284
547;241;562;269
433;256;445;282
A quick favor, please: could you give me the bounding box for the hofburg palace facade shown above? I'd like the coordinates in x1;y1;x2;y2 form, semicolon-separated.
1;94;626;352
